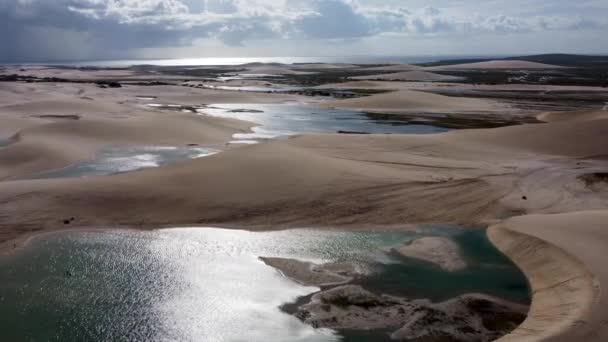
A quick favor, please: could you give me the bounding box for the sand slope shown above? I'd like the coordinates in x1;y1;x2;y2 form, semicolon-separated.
358;64;422;72
0;113;249;180
318;89;503;113
239;66;314;75
537;108;608;123
430;60;565;70
290;63;358;69
351;71;462;82
2;116;608;245
0;82;271;179
1;66;136;80
443;117;608;156
489;211;608;342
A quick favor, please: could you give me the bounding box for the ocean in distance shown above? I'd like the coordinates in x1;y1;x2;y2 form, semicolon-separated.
8;55;506;67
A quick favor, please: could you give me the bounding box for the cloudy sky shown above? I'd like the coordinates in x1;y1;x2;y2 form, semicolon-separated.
1;0;607;62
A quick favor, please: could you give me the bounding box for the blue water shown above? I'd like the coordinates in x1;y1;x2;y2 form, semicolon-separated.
197;103;448;139
0;226;528;342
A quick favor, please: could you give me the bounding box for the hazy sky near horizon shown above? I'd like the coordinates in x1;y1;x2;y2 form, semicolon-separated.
0;0;607;62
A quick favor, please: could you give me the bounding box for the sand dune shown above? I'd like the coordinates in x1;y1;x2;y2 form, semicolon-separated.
290;63;358;69
1;66;136;80
0;116;43;136
0;82;257;179
2;66;608;342
2;114;607;246
0;113;249;180
2;98;128;117
315;80;401;90
444;117;608;156
318;89;504;113
430;60;565;70
358;64;421;72
489;211;608;342
238;66;315;75
317;79;608;94
352;70;463;82
2;82;608;342
537;108;608;122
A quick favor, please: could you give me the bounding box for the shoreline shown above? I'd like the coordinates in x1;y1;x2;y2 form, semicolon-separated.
488;211;607;342
3;206;603;341
0;223;436;256
1;222;531;342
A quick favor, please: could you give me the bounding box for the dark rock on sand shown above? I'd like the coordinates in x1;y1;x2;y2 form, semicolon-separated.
295;285;527;342
95;81;122;88
35;114;81;120
228;109;265;113
578;172;608;186
337;130;370;134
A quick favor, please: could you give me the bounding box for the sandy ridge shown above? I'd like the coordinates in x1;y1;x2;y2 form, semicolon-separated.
318;89;505;113
537;108;608;123
2;115;608;246
489;211;608;342
357;63;422;71
351;70;463;82
429;60;566;70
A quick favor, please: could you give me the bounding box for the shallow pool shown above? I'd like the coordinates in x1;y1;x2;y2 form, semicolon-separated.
198;103;448;139
20;146;218;179
0;226;528;342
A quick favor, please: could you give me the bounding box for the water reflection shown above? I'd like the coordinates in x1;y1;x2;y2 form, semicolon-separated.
20;146;218;179
198;103;448;139
0;226;528;342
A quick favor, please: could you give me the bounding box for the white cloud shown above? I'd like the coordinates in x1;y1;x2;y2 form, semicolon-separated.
0;0;606;62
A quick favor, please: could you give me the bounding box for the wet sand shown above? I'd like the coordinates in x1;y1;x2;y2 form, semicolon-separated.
259;257;360;286
395;236;467;271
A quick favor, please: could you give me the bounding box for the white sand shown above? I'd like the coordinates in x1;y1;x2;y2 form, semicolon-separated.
358;64;422;72
352;70;462;82
537;108;608;122
2;110;607;243
290;63;358;69
489;211;608;342
318;89;505;113
238;66;315;75
429;60;566;70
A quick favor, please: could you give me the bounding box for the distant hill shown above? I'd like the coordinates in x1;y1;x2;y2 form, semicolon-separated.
504;54;608;67
418;54;608;68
